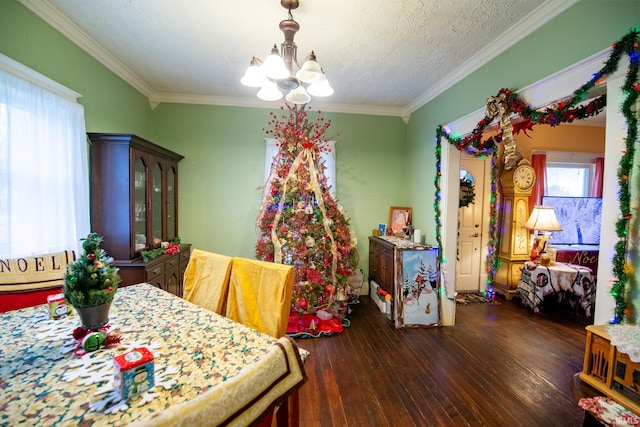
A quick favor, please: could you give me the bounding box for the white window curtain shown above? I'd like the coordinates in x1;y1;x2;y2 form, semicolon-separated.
264;138;336;195
0;68;90;257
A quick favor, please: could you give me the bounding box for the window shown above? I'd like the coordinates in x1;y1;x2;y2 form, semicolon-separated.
546;162;595;197
542;151;602;197
264;138;336;194
0;59;90;258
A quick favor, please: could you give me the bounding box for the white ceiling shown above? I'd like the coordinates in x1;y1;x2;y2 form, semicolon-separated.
18;0;581;119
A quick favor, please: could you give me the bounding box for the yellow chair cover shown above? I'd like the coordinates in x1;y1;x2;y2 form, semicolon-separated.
226;258;294;338
182;249;233;315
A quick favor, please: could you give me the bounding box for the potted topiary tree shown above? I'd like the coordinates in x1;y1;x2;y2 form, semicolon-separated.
64;232;121;329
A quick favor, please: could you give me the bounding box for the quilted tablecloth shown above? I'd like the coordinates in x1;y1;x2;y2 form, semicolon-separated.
517;261;595;316
0;283;307;426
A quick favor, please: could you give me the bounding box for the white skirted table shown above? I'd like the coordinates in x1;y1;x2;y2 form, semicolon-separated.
0;283;307;426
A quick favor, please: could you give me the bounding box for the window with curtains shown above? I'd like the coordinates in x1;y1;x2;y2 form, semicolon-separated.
538;151;604;198
264;138;336;194
0;62;90;258
546;162;595;197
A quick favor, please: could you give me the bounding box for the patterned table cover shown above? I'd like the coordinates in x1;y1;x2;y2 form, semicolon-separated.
0;283;307;426
517;261;596;316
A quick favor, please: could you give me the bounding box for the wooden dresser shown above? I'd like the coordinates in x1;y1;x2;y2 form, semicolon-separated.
579;324;640;414
368;236;395;294
368;236;441;328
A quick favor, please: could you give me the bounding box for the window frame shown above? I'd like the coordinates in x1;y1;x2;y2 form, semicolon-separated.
264;138;337;195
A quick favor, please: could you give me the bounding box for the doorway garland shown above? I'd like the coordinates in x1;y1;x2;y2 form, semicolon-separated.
434;28;638;323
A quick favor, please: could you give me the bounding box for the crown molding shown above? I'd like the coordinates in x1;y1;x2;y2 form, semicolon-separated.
150;92;406;118
17;0;155;98
19;0;577;119
405;0;581;115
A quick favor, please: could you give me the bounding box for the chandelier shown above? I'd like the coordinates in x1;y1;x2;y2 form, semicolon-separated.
241;0;333;104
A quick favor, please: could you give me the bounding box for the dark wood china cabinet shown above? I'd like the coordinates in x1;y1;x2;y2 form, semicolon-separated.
88;133;190;297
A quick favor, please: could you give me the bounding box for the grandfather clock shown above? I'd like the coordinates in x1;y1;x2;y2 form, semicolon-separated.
494;160;536;299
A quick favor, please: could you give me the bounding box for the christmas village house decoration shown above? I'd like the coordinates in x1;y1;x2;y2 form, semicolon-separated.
256;104;359;336
434;28;639;323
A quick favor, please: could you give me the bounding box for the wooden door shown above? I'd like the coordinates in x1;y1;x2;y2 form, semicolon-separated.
456;158;487;292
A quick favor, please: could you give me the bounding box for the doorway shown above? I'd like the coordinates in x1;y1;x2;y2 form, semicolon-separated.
440;48;623;325
456;156;491;292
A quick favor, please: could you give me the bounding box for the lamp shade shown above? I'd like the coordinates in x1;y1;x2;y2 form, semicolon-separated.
285;85;311;104
257;81;283;101
523;206;563;231
241;57;266;87
296;51;324;84
261;45;289;80
307;78;334;97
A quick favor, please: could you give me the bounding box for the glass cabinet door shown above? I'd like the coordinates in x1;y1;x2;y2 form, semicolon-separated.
167;165;177;240
152;161;164;247
133;154;148;253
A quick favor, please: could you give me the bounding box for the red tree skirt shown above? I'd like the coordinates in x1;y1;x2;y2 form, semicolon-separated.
286;310;350;338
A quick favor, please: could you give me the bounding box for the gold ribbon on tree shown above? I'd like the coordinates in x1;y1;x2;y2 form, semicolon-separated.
268;146;340;302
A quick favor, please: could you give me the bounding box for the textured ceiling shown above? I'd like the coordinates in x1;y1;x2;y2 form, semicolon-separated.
19;0;580;118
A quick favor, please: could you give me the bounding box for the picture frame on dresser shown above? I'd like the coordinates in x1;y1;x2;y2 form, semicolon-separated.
389;206;412;236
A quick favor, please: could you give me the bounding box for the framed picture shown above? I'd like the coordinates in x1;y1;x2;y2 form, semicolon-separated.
389;206;412;236
377;223;387;236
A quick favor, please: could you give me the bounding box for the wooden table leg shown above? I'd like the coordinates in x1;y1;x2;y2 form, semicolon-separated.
275;389;300;427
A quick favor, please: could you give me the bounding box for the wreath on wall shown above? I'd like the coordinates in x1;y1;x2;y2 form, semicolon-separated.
459;178;476;208
433;28;639;323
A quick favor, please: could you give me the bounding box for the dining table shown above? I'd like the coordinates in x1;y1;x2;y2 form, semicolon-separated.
0;283;308;426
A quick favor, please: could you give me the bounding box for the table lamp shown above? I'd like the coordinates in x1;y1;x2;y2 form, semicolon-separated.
523;205;563;266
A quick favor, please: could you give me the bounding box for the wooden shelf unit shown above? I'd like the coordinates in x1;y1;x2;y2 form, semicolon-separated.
368;236;395;294
88;133;190;297
579;324;640;414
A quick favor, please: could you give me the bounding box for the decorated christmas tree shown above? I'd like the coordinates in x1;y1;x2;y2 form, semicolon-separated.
64;233;120;308
256;104;359;319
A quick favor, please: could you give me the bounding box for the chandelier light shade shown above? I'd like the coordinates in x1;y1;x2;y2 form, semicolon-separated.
241;0;333;104
240;57;266;87
257;80;283;101
307;78;334;97
285;85;311;104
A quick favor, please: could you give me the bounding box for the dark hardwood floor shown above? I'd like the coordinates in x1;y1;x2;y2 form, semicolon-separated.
293;294;591;427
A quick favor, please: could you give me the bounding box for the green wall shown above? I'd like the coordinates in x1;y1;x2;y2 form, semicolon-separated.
152;104;406;269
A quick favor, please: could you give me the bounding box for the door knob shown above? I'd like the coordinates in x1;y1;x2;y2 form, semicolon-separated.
469;233;479;238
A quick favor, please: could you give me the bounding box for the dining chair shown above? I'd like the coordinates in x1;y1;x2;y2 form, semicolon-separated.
0;250;76;313
225;257;294;339
182;249;233;315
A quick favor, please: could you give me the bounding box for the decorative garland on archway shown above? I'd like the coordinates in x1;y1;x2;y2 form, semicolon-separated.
434;28;639;323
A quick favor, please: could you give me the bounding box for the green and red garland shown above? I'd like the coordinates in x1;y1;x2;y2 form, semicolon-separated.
434;28;639;323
